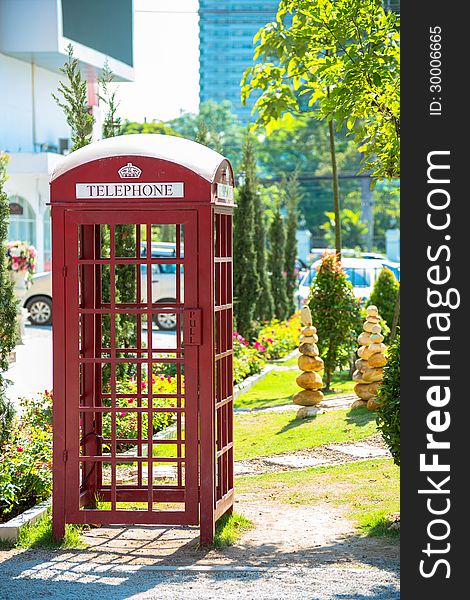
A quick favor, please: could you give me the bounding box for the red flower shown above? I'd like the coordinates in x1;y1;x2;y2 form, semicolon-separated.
16;447;24;452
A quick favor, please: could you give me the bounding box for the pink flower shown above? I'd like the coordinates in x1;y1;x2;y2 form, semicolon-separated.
266;338;274;344
12;262;19;270
16;447;24;452
120;412;125;417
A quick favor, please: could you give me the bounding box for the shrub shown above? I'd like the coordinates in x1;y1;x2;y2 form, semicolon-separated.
0;392;53;522
308;253;362;390
368;267;399;335
376;333;400;466
257;312;301;360
0;386;15;448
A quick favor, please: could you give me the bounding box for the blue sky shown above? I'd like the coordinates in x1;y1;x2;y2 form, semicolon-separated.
114;0;200;122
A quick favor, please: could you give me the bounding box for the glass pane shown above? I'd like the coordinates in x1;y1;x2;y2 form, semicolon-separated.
115;224;137;258
100;224;110;258
115;264;137;303
151;264;177;304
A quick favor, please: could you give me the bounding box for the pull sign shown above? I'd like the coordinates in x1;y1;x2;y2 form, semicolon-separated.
184;309;202;346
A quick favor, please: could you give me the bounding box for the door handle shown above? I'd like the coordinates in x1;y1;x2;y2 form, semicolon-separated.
183;308;202;345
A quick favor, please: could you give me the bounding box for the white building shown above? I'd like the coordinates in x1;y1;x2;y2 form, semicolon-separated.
0;0;134;271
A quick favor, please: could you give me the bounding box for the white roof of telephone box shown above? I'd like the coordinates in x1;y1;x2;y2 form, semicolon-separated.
50;134;228;183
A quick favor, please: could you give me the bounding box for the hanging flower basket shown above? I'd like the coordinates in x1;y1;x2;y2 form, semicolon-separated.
6;240;37;287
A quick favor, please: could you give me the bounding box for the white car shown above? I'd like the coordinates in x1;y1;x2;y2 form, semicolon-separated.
296;257;388;307
23;243;182;330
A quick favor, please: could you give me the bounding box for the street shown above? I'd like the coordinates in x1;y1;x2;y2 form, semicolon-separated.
5;324;176;408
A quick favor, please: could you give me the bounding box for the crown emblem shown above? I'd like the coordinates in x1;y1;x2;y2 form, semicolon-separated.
118;162;142;178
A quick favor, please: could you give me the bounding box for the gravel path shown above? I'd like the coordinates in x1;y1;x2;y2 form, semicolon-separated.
0;559;399;599
0;497;399;599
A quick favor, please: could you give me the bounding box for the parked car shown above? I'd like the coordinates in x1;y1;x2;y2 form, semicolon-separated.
296;257;388;307
23;242;183;330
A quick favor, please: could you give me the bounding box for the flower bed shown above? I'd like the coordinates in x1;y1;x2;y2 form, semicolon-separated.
0;392;52;523
233;333;266;384
102;368;180;452
256;312;301;360
232;312;301;383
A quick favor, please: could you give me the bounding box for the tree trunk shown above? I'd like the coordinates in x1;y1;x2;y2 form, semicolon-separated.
324;367;331;392
328;119;342;260
390;288;400;342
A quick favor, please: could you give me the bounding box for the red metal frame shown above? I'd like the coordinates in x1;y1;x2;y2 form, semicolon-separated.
51;140;234;544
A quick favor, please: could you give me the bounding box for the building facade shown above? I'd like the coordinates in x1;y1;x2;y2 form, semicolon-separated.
0;0;134;271
199;0;279;123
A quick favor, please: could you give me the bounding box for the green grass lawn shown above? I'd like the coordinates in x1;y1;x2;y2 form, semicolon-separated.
234;406;377;460
236;458;400;537
272;355;298;366
234;368;355;411
0;509;86;550
150;401;377;461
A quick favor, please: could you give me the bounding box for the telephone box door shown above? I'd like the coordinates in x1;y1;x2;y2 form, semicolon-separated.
63;210;199;525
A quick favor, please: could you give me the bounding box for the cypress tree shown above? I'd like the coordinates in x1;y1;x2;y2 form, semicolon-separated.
98;60;121;139
99;65;136;371
269;204;288;320
0;152;18;439
52;44;94;151
245;137;274;323
233;136;260;338
283;172;302;318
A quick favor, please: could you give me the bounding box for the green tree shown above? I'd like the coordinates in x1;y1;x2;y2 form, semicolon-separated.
120;119;177;136
308;253;361;389
233;138;260;339
120;104;369;249
321;208;368;250
241;0;400;182
283;172;302;316
52;44;94;151
0;152;18;440
169;101;245;173
376;332;400;465
368;267;400;334
328;117;342;258
269;205;288;320
246;137;275;323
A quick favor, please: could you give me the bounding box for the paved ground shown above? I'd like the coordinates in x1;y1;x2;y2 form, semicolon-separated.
5;324;176;409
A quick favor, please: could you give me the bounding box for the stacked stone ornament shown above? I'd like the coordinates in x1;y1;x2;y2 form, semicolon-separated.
351;305;388;411
293;305;325;418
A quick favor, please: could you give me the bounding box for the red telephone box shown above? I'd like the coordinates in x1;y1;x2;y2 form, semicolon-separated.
50;134;235;544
